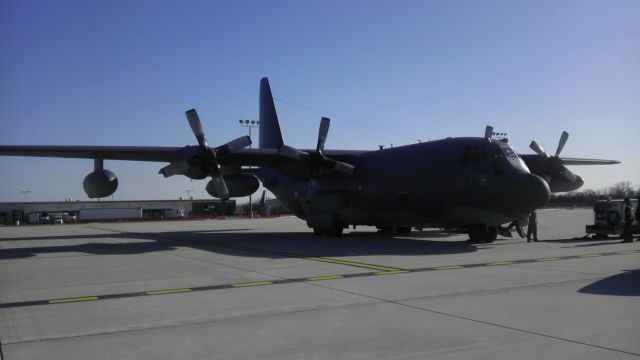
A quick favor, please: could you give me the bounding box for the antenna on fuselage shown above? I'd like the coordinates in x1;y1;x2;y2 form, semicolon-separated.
484;126;493;139
484;126;508;141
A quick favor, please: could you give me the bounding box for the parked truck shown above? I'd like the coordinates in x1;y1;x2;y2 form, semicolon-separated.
163;209;185;219
586;199;639;238
78;208;143;222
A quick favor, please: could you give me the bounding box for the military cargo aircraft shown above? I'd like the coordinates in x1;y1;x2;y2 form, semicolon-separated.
0;78;619;242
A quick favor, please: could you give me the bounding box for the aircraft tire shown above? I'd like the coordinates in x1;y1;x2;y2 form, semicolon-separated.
312;226;344;236
329;226;344;237
396;226;412;235
485;226;498;243
377;226;394;234
468;224;487;243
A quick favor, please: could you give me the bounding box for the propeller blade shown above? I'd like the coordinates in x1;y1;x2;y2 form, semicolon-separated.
159;159;191;178
186;109;208;149
208;166;230;200
316;117;330;153
215;136;251;155
332;160;355;175
555;131;569;157
278;144;306;159
258;190;266;207
529;140;549;157
484;126;493;139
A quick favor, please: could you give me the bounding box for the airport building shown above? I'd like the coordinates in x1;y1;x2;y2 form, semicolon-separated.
0;199;236;225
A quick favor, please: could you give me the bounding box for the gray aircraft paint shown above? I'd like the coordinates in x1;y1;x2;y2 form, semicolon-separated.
0;77;619;240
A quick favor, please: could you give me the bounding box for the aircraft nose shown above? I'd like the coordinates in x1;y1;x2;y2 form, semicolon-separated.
521;174;550;210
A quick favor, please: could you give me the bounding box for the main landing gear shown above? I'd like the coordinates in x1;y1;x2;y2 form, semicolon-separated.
376;226;412;235
468;224;497;244
312;226;344;236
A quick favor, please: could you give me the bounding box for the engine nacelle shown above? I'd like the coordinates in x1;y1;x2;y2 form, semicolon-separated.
185;167;208;180
83;170;118;198
206;174;259;198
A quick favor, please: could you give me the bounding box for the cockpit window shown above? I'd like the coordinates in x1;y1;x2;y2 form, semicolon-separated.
501;147;518;159
498;143;530;172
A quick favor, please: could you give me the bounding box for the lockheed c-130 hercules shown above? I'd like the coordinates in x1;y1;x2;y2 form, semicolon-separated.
0;78;620;242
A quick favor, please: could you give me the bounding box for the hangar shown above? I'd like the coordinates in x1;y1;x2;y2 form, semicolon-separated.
0;198;236;225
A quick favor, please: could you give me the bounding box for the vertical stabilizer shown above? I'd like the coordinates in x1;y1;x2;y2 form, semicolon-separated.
259;77;285;149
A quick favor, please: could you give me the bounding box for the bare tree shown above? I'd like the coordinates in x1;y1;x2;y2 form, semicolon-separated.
607;181;635;199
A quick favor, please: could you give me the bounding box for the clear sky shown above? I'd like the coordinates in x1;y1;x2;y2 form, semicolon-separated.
1;0;639;202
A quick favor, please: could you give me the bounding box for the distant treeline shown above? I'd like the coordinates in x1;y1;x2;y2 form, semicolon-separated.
548;181;638;208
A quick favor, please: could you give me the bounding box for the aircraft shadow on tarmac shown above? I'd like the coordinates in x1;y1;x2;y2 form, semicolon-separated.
579;269;640;296
0;229;477;260
540;237;634;248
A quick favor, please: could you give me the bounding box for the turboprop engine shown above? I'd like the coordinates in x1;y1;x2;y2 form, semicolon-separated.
206;173;259;198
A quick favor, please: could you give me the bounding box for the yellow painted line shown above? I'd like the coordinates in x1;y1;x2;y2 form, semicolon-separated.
487;261;516;266
617;250;638;254
305;257;402;272
434;265;464;270
578;254;602;258
87;225;403;272
146;288;192;295
308;275;345;281
232;281;274;288
374;270;410;275
49;296;99;304
536;257;561;262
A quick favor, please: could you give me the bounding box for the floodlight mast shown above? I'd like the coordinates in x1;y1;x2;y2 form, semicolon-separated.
239;119;260;219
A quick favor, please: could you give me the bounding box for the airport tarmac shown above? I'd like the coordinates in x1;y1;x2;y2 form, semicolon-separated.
0;208;638;360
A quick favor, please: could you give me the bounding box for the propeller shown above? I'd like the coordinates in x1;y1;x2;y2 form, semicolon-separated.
529;131;577;183
529;140;549;158
305;117;355;201
160;109;251;200
555;131;569;157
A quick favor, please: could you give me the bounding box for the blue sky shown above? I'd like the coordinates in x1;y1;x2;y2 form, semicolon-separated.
1;0;638;202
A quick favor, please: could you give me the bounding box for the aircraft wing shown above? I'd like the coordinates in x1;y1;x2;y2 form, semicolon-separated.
0;145;367;166
0;145;184;162
559;157;621;166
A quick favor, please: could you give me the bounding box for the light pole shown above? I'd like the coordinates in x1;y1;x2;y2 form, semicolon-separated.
20;189;31;204
19;189;31;225
185;189;194;200
239;119;259;218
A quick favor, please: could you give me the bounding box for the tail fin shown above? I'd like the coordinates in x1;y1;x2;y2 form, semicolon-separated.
259;190;266;207
259;77;285;149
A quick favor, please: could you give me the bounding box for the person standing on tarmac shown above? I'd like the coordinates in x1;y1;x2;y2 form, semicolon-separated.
527;210;538;242
622;198;634;243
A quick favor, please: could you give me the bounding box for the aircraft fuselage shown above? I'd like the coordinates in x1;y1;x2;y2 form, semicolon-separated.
257;137;550;230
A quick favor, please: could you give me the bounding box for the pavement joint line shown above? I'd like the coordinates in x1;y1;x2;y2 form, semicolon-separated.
2;249;639;309
84;225;402;272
